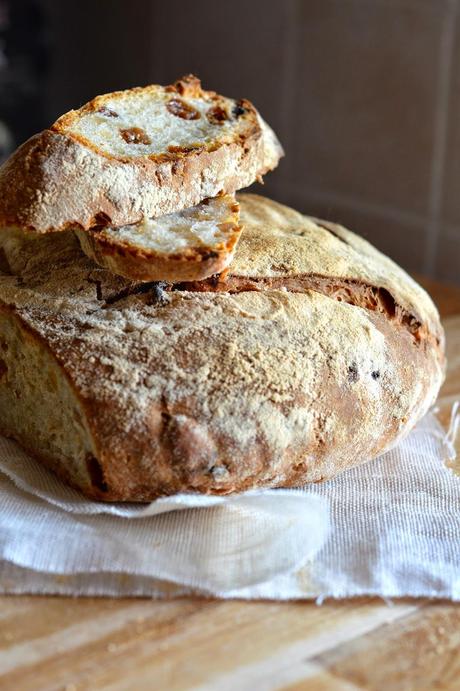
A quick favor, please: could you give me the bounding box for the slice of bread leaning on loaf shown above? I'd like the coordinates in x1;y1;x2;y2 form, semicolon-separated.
0;76;445;501
76;194;242;282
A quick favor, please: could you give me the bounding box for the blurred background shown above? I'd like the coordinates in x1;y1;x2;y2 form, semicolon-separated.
0;0;459;284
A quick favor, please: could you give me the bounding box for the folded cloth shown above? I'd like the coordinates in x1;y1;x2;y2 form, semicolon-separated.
0;408;459;600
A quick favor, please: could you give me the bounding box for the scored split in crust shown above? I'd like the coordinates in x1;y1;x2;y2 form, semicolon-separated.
0;195;445;501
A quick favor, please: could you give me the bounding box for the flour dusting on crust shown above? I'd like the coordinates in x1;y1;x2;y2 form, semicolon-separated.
0;195;445;501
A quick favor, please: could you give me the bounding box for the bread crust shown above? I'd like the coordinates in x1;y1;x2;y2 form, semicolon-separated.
0;76;283;234
76;195;242;282
76;232;240;282
0;195;445;501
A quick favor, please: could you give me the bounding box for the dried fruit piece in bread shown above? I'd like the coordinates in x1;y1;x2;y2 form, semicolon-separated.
0;76;283;234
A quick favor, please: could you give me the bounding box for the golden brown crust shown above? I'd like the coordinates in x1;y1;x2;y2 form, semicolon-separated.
77;230;241;282
0;130;265;234
231;195;443;342
181;273;437;349
76;196;242;282
0;77;282;234
0;195;445;501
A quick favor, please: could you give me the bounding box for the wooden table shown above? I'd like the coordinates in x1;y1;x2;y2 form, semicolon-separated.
1;279;459;691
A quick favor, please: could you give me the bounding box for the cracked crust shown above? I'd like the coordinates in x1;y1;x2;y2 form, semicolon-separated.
0;76;283;234
0;194;445;501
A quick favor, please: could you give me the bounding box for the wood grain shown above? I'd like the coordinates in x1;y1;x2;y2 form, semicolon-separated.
0;278;459;691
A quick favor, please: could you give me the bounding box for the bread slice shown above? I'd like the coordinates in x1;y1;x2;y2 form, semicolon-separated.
76;194;240;282
0;75;283;234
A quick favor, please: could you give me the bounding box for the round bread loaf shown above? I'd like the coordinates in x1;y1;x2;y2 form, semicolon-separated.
0;194;445;501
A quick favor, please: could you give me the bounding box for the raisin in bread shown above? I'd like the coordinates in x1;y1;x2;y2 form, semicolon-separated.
0;194;444;501
0;75;283;234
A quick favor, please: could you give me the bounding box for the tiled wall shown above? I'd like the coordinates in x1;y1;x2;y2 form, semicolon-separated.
43;0;460;283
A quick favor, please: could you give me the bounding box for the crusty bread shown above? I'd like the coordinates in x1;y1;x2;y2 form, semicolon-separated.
0;75;283;234
0;194;445;502
76;194;241;282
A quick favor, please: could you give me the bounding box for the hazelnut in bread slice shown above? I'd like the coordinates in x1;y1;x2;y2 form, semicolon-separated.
76;194;240;282
0;75;283;234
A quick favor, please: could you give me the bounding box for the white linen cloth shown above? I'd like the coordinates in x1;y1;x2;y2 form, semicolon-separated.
0;408;459;600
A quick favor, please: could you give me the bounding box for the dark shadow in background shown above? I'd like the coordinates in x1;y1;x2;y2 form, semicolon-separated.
0;0;287;198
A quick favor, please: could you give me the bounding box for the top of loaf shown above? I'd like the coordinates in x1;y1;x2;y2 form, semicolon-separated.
227;195;442;340
0;193;443;350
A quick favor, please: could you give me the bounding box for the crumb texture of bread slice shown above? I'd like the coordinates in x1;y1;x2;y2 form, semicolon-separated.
0;76;283;234
54;75;261;160
0;195;445;501
62;85;248;159
76;194;241;282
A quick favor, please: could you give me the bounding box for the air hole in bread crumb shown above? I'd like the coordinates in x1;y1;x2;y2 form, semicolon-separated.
0;358;7;379
85;454;108;492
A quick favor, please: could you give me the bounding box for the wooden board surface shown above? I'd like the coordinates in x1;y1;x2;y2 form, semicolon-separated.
0;278;459;691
